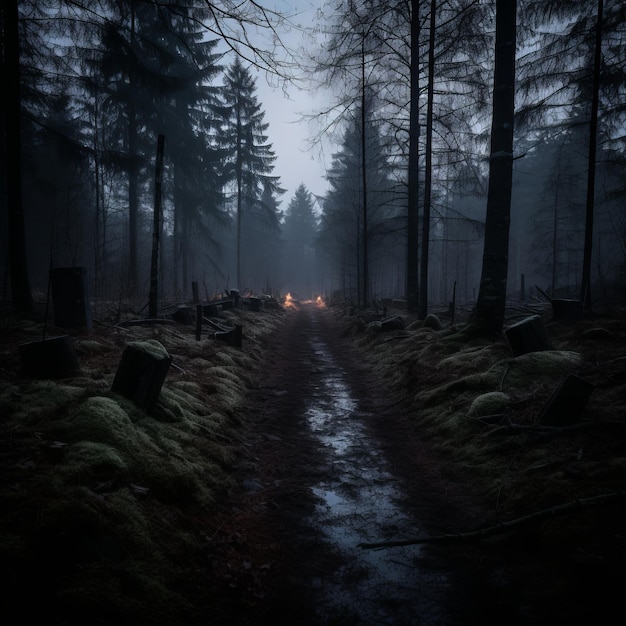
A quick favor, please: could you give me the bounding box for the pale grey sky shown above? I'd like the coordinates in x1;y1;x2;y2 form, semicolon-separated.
250;1;333;212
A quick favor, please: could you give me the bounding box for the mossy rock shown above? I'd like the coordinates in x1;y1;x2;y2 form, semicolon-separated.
487;350;582;390
467;391;511;417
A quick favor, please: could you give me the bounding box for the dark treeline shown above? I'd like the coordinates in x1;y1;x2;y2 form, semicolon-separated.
1;0;625;325
314;0;625;324
0;0;313;306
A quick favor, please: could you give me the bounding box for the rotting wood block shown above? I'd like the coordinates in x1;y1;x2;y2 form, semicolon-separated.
505;315;552;356
111;340;172;411
538;374;595;427
19;335;79;379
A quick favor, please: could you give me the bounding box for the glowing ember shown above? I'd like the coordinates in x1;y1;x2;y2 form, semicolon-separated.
284;292;297;309
283;293;325;309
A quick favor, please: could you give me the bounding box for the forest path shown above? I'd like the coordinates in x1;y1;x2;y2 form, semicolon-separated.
209;303;484;625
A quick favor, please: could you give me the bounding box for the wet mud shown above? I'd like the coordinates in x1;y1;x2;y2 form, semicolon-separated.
214;304;479;625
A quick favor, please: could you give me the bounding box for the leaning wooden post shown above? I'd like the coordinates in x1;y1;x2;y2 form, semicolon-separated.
195;304;202;341
148;134;165;319
450;280;456;323
191;281;199;304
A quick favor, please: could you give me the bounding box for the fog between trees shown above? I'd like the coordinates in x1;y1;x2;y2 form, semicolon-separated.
2;1;625;318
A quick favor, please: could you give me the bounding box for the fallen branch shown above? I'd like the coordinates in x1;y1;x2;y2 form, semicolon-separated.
357;491;626;550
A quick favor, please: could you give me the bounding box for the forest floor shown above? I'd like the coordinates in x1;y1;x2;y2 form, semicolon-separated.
1;296;626;624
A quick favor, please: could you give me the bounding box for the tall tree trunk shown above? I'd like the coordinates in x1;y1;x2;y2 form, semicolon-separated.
467;0;517;336
149;134;165;318
581;0;603;311
361;36;369;309
406;0;420;312
419;0;436;320
2;0;32;313
127;1;138;295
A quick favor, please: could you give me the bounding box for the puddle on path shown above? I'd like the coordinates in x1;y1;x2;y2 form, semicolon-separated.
303;314;451;625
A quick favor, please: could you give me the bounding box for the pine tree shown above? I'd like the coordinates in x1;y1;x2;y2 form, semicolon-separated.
319;104;396;304
219;57;283;291
282;184;318;297
148;4;225;298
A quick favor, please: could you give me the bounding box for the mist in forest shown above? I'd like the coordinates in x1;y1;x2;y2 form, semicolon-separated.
2;1;624;313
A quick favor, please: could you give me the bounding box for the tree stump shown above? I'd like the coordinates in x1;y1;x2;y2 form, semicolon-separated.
171;306;193;325
111;340;172;411
247;297;261;312
380;315;404;332
505;315;552;356
51;266;93;331
19;335;79;379
551;299;584;322
538;374;595;426
215;324;242;348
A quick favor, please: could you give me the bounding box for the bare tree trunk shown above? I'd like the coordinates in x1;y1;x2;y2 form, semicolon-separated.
581;0;603;312
468;0;517;336
236;101;243;291
361;36;369;309
406;0;420;312
148;134;165;319
2;0;32;313
127;1;138;296
419;0;436;320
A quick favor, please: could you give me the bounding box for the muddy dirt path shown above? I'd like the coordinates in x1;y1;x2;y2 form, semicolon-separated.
208;303;491;625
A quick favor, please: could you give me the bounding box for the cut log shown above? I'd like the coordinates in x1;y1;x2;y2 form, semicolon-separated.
51;266;93;331
538;374;595;427
111;340;172;411
19;335;79;379
505;315;552;356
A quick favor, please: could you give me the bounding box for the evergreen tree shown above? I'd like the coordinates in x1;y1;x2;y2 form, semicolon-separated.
148;4;225;298
282;184;318;297
219;57;283;291
318;104;397;304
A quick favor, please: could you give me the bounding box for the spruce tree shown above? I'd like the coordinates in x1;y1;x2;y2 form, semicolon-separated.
282;184;318;297
219;57;282;291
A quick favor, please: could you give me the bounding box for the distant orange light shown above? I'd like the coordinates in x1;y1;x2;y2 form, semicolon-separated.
284;292;297;309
